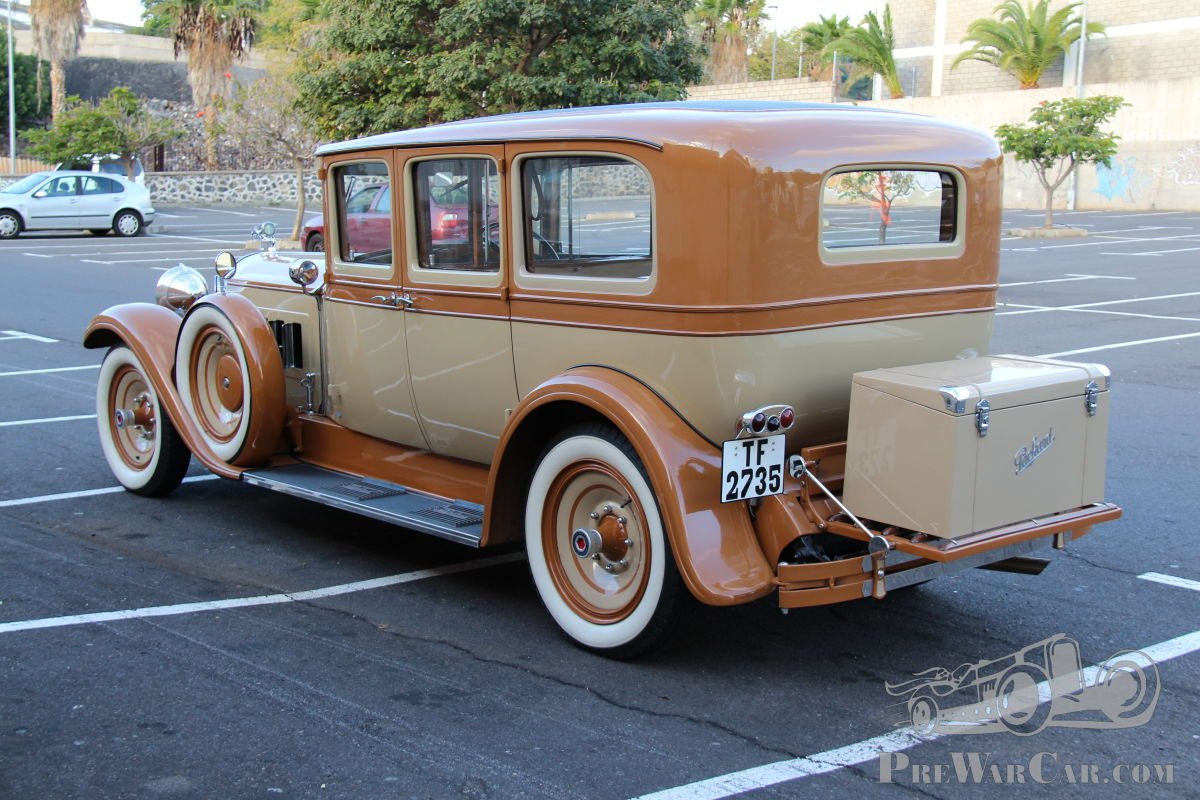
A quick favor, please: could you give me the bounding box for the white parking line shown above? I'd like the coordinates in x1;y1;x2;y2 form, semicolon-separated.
22;252;52;258
630;628;1200;800
997;290;1200;316
1139;572;1200;593
149;233;245;245
999;274;1135;287
83;257;219;265
0;474;219;508
183;207;259;217
1041;332;1200;358
0;329;58;343
0;413;96;427
1125;246;1200;256
0;551;526;634
0;364;99;377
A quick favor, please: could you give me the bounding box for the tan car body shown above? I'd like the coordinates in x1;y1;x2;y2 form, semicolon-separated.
85;102;1121;650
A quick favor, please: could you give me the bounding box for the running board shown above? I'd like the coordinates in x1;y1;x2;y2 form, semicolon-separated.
241;463;484;547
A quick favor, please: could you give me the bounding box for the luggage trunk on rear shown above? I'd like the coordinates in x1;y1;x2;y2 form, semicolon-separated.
843;355;1110;539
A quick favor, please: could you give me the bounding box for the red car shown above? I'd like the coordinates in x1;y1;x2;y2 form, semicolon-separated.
302;176;493;253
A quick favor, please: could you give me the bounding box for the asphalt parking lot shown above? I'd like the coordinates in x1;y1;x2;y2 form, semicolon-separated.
1;206;1197;799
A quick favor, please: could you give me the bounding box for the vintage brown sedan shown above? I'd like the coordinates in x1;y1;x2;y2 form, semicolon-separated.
85;102;1121;657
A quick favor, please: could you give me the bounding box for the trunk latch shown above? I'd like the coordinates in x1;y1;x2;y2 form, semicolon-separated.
975;399;991;437
1084;381;1099;417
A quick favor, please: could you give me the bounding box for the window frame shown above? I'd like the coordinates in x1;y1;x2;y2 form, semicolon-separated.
511;150;657;295
818;164;966;266
403;152;505;289
327;155;397;283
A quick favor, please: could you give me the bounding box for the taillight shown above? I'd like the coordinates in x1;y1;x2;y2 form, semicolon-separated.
440;213;459;230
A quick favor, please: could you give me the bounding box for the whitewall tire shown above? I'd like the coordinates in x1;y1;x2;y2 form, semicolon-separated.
96;346;190;496
175;304;254;463
525;424;681;657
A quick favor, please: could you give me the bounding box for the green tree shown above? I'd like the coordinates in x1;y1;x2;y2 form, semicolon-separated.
748;27;803;82
825;5;903;98
994;95;1125;228
144;0;265;169
693;0;766;84
799;14;851;80
953;0;1105;89
30;0;87;120
25;87;184;177
227;74;319;240
0;37;51;138
297;0;703;141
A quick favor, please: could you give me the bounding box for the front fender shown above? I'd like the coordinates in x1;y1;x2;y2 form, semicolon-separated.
487;366;775;607
84;302;240;479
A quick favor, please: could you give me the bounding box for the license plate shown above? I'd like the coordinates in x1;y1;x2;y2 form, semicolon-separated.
721;435;786;503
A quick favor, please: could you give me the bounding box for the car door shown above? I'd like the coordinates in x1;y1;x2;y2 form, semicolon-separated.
27;175;81;229
399;146;518;464
319;152;429;450
78;176;122;228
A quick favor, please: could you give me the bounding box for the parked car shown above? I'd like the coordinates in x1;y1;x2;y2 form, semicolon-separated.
84;102;1121;657
301;171;497;253
0;170;153;238
55;153;146;184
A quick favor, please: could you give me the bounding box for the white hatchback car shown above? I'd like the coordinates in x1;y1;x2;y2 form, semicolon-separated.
0;170;155;238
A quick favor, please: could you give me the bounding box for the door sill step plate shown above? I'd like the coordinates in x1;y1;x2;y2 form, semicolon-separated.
242;463;484;547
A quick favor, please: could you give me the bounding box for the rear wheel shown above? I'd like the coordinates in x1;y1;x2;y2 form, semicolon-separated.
525;423;681;658
96;346;190;496
113;209;143;237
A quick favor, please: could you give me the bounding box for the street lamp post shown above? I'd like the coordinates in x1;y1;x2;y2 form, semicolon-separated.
7;0;15;173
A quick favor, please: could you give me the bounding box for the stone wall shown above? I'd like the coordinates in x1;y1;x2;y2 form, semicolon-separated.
144;171;322;206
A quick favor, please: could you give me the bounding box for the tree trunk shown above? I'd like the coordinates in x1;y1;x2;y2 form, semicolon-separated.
50;61;66;121
292;157;306;241
1044;185;1055;228
204;105;219;171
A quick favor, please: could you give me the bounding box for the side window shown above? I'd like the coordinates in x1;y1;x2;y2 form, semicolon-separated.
82;176;119;194
822;169;957;249
520;156;652;280
412;158;499;272
333;162;392;265
39;176;78;197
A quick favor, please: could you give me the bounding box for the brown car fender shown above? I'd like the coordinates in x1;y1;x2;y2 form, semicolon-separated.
485;365;776;607
84;295;286;475
84;302;240;478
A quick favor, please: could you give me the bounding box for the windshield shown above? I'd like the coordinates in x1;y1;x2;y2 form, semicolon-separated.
3;174;48;194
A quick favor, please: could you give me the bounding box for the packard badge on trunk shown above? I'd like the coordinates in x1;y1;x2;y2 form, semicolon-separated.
1015;428;1056;475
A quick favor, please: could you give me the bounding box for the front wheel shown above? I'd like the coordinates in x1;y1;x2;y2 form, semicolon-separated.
305;232;324;252
96;346;190;496
113;209;143;237
525;423;681;658
0;210;21;238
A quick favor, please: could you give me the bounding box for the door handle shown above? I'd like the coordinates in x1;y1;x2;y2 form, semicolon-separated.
369;292;415;308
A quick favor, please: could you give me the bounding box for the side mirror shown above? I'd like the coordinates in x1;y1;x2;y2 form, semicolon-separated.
213;251;237;293
289;259;319;290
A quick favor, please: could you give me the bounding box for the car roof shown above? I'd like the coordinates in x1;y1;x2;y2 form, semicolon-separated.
315;100;917;156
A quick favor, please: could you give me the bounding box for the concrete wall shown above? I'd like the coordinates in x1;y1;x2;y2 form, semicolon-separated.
688;75;1200;210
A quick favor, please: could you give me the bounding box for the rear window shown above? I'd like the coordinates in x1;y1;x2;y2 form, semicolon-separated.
821;169;957;249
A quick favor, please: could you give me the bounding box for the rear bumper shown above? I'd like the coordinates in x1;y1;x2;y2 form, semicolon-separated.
776;502;1122;609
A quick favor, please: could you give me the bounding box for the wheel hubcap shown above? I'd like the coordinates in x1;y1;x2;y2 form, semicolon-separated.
543;460;649;624
191;327;244;442
108;368;156;469
118;214;137;234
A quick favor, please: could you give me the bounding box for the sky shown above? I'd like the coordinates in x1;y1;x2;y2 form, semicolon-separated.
85;0;883;32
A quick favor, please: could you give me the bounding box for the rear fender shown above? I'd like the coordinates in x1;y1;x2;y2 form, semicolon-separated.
486;366;775;606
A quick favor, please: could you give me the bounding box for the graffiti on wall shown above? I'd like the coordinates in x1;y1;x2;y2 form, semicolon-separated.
1093;156;1148;203
1161;145;1200;185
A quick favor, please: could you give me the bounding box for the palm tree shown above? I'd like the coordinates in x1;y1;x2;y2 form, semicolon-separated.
799;15;851;80
953;0;1105;89
694;0;767;84
146;0;262;169
824;5;904;98
30;0;87;121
